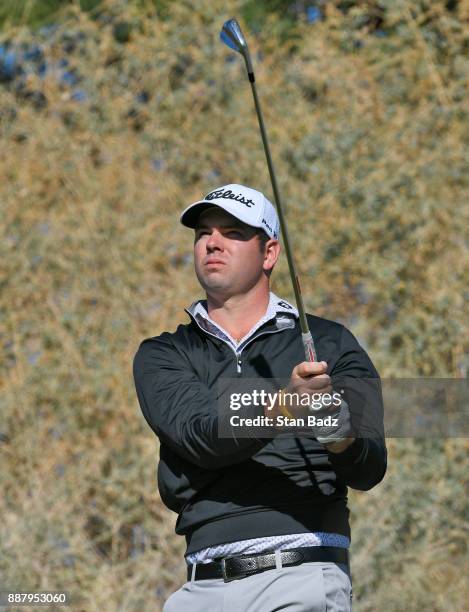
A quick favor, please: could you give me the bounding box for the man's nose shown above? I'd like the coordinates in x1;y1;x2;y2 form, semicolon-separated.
206;229;224;251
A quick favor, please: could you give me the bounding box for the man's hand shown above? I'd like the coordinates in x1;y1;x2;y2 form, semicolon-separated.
265;360;329;419
289;360;332;398
275;360;356;450
286;360;332;416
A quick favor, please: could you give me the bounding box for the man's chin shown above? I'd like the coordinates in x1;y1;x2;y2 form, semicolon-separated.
201;280;232;293
197;277;236;296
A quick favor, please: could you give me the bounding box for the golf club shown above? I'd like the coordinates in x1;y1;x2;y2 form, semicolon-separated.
220;17;317;362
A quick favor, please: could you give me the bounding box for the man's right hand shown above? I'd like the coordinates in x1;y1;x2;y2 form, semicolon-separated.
289;360;332;399
284;360;355;446
264;361;332;421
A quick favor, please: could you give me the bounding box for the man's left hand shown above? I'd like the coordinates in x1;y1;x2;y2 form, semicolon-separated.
312;395;355;448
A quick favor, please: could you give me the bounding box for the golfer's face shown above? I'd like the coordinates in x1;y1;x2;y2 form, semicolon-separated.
194;208;265;296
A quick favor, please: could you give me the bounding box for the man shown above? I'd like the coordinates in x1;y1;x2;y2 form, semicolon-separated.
133;183;387;611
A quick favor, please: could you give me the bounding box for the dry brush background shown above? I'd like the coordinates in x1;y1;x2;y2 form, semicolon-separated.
1;1;468;610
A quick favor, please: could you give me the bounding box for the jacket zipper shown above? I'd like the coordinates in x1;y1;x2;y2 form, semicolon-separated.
188;316;291;376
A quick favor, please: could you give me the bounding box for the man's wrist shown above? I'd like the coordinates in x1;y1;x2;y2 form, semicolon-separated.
264;388;294;424
323;437;356;453
264;387;281;420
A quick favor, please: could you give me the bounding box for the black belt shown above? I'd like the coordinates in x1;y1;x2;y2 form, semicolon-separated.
187;546;349;582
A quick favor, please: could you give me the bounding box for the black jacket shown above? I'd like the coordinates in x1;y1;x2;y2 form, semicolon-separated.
132;305;387;555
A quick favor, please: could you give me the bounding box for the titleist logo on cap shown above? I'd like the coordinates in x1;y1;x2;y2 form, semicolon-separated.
204;188;255;208
181;183;280;240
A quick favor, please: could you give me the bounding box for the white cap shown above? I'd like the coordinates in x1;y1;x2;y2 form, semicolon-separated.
180;183;280;240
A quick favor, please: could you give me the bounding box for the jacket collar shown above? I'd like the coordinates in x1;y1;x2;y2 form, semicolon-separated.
184;291;298;349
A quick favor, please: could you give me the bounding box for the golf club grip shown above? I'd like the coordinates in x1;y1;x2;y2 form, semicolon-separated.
302;331;317;362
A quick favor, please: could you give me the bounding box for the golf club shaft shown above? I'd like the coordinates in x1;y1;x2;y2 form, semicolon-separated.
247;72;317;362
220;18;317;362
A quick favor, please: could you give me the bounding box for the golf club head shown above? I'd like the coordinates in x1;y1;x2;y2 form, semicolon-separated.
220;18;253;75
220;18;247;54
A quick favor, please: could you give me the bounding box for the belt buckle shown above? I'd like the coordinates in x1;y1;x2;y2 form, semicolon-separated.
221;556;246;583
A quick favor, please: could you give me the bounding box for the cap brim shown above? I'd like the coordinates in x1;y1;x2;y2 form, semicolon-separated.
180;200;264;232
180;201;219;228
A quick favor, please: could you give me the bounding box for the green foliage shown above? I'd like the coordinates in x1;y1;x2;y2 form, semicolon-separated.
0;0;102;30
0;0;467;610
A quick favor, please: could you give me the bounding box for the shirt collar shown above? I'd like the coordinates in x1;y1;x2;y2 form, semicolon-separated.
184;291;298;349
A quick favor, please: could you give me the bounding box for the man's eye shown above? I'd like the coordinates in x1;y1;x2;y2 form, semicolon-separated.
227;230;242;237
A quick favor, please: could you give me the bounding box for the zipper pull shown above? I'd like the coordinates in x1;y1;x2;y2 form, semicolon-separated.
236;357;242;374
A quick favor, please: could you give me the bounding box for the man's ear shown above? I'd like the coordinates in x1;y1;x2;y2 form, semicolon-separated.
263;239;280;273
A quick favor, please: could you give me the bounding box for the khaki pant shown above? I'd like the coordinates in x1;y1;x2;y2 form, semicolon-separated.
163;561;352;612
